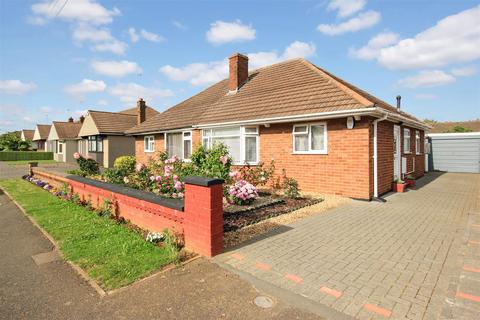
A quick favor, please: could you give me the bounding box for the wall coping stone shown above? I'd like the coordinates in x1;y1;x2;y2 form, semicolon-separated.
184;176;224;187
66;175;184;211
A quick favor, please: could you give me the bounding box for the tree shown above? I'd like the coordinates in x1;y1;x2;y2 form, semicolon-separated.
449;126;473;133
0;132;30;151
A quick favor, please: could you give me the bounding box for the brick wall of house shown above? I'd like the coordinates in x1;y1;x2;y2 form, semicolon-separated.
260;118;372;199
135;134;165;164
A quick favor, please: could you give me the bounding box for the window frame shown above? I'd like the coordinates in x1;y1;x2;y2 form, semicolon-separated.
164;130;193;160
403;128;411;154
201;125;260;165
88;135;103;153
292;122;328;155
144;135;155;153
58;141;64;154
415;130;421;155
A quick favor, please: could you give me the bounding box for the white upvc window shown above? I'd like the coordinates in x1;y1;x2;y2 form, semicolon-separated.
165;131;192;160
144;135;155;153
403;128;411;153
201;126;259;164
415;131;421;154
58;141;64;154
292;123;328;154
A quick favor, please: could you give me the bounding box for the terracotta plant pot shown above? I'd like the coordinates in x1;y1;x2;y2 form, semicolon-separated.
393;183;407;193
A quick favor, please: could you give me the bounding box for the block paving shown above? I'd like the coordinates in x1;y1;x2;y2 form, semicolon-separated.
215;172;480;319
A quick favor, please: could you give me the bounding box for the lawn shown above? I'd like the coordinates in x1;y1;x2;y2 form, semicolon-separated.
5;159;58;165
0;179;180;290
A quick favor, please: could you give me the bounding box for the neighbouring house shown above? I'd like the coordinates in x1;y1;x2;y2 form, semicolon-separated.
20;129;37;149
126;53;430;200
78;99;158;168
46;118;82;163
32;124;52;151
428;119;480;133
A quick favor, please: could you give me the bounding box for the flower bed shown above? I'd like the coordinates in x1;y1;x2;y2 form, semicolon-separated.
223;194;323;232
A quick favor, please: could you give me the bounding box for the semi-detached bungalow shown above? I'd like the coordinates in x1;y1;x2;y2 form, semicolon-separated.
20;129;36;149
32;124;52;151
78;99;158;168
46;118;82;163
126;53;430;200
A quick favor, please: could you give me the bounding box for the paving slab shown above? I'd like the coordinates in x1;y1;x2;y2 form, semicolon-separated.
215;172;480;319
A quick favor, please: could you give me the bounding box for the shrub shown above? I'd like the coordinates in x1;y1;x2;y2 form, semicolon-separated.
74;152;99;176
238;160;275;186
282;170;300;199
114;156;136;173
0;151;53;161
190;143;232;181
103;167;125;184
228;180;258;205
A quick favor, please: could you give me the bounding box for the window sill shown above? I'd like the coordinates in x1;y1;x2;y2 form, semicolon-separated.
144;150;155;153
232;162;260;166
292;151;328;155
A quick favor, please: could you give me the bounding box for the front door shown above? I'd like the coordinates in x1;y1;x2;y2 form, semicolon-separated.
393;125;401;179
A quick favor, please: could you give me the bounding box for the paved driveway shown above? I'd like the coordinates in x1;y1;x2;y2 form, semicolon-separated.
215;173;480;319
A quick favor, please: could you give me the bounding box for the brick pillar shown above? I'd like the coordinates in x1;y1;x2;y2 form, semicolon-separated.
183;176;224;257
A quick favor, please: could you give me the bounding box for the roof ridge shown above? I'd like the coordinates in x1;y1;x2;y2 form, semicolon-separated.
299;59;373;107
89;109;137;116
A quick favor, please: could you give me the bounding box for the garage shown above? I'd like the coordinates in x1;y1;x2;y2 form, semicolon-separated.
427;132;480;173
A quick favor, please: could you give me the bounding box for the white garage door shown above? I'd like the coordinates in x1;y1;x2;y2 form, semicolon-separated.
428;132;480;173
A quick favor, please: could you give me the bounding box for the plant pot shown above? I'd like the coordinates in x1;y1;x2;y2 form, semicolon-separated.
404;179;416;187
393;183;407;193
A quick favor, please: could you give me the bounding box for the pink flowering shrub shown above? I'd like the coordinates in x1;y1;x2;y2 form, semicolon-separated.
228;180;258;205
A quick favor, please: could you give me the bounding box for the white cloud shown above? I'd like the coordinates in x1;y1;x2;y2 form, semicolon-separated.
26;15;48;26
97;99;108;106
23;116;34;123
160;41;316;86
377;5;480;70
327;0;366;18
128;27;140;43
31;0;120;25
40;106;52;113
350;31;400;59
108;83;173;105
206;20;256;45
451;66;477;77
0;80;37;95
64;79;106;98
73;24;113;43
317;10;381;35
91;60;142;77
91;39;127;55
398;70;455;88
415;93;437;100
173;20;187;30
128;28;165;43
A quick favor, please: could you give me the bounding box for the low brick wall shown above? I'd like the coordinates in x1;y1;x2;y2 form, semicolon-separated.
31;169;224;257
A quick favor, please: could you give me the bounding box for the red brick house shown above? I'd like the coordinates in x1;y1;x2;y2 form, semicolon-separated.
125;53;429;200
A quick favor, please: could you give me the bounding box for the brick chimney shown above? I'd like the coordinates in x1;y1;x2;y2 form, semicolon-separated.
68;117;74;123
137;98;146;124
79;115;85;123
228;53;249;92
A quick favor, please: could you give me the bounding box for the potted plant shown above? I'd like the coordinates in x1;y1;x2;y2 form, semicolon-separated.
393;178;407;193
404;174;416;187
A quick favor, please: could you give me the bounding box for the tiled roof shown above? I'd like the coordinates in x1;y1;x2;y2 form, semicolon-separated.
429;120;480;133
126;58;424;134
53;121;82;139
34;124;51;140
88;106;159;134
119;105;158;119
22;129;35;140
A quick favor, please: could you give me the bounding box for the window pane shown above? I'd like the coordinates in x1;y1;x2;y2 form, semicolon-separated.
294;125;308;133
167;133;183;158
202;137;210;149
184;140;191;159
183;132;191;137
98;137;103;152
202;130;211;137
212;137;240;162
311;125;325;150
245;127;258;134
212;126;240;136
245;136;257;162
294;134;308;151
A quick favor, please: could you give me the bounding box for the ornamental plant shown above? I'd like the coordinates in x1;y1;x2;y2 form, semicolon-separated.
73;152;99;176
238;160;275;186
190;143;232;181
228;180;258;205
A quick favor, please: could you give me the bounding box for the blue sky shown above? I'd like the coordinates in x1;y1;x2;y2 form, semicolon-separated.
1;0;479;133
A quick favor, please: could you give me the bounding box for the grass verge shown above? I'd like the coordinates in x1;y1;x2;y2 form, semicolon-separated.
0;179;179;290
6;160;58;165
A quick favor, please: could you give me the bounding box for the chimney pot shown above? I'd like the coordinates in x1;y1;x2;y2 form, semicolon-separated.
79;115;85;123
68;117;74;122
396;95;401;111
137;98;146;124
228;53;249;92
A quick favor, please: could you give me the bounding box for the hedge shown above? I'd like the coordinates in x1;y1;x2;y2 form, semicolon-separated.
0;151;54;161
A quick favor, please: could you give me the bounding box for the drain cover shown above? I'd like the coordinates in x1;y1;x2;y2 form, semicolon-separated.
254;296;274;308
